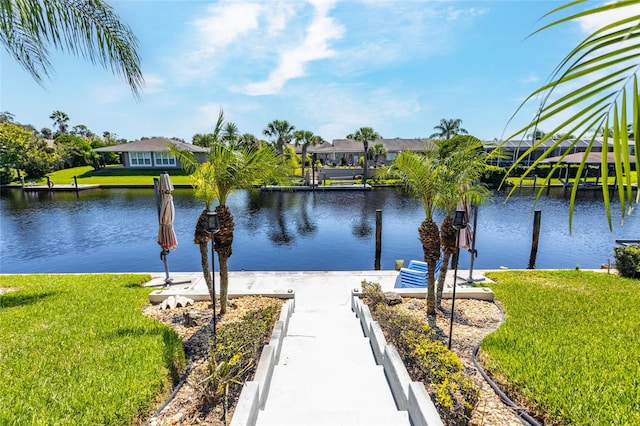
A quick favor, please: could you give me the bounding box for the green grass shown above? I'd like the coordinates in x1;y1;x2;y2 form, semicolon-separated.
483;270;640;425
0;274;185;425
31;165;193;186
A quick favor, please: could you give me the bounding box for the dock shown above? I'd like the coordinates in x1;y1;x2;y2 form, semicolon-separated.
21;184;101;192
260;184;372;191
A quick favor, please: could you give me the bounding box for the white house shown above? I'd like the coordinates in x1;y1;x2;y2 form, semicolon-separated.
95;138;209;168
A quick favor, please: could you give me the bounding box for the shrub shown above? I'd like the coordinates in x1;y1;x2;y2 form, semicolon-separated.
480;165;507;188
0;167;14;184
202;298;280;421
614;244;640;278
360;281;478;425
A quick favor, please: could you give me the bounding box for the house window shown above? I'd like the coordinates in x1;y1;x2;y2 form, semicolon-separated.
154;152;177;167
130;152;151;166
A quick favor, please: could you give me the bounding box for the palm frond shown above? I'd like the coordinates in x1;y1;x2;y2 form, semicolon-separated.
1;0;143;97
502;1;640;227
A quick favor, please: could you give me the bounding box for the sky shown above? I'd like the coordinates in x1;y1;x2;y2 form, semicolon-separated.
1;0;636;144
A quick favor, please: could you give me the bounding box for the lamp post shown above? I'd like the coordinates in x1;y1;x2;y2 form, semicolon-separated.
448;209;467;350
205;211;220;343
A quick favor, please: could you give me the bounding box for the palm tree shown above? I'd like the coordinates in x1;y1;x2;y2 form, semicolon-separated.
192;133;214;148
237;133;261;150
368;143;388;166
503;1;640;229
293;130;323;176
221;123;239;147
385;148;440;315
433;136;492;307
49;110;69;135
263;120;295;156
347;127;380;185
430;118;468;139
1;0;143;97
174;139;291;316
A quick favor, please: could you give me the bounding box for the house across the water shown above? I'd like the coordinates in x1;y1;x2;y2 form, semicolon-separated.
94;138;209;168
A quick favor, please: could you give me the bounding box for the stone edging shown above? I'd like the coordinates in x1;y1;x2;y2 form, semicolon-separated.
352;289;444;426
229;296;295;426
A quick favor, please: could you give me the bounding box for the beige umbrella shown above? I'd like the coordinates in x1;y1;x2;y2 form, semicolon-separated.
155;172;181;285
158;173;177;251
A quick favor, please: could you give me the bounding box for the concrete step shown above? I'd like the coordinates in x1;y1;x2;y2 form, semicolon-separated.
264;364;398;408
286;312;366;337
278;335;376;365
256;407;410;426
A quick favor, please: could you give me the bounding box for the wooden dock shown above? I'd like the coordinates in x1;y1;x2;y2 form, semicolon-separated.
21;184;101;192
260;184;372;192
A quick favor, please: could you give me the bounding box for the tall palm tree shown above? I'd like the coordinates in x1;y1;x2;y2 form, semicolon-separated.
293;130;323;176
430;118;468;139
385;148;440;315
347;127;380;185
433;136;492;307
503;1;639;229
174;142;291;316
263;120;295;156
1;0;143;97
49;110;69;135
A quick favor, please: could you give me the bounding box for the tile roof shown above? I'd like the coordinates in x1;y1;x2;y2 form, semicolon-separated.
94;137;209;153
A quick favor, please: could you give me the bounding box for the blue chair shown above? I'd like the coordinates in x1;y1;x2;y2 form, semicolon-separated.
394;257;443;288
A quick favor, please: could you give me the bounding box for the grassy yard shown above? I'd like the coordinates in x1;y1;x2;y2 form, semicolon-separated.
0;274;185;425
483;270;640;425
29;166;193;186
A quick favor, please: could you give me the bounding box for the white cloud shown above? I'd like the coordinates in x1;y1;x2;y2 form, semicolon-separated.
175;2;264;82
578;1;640;33
241;1;344;95
143;73;164;94
292;83;421;141
518;74;540;84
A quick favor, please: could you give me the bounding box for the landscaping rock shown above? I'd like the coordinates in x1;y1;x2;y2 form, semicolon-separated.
384;292;403;305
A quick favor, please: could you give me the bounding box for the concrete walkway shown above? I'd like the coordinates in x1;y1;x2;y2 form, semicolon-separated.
146;270;492;425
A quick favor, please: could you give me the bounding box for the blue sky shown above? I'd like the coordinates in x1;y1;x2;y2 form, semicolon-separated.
0;1;633;143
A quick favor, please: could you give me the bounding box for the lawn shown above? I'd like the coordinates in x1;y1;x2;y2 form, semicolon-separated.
482;270;640;425
30;165;193;186
0;274;185;425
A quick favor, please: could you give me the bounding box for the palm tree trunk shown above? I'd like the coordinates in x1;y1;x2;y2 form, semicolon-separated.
301;145;308;177
437;216;457;307
277;137;284;156
194;209;214;299
362;141;369;184
214;205;235;315
419;219;440;315
436;251;451;307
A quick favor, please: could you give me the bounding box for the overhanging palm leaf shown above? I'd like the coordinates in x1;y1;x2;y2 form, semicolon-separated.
501;0;640;230
0;0;143;97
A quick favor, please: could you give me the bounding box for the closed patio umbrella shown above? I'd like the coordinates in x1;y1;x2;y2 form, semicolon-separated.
457;202;484;283
155;172;184;285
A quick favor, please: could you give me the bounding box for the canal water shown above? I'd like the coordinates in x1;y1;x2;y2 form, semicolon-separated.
1;187;638;274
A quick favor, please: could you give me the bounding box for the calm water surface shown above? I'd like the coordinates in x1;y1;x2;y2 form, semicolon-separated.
1;187;638;273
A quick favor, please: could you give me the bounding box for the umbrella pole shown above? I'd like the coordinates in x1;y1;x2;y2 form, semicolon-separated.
466;205;484;283
161;250;173;285
160;249;191;286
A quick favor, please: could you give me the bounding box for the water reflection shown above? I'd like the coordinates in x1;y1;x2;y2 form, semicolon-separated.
1;186;639;273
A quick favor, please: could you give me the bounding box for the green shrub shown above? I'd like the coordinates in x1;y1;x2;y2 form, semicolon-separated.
0;167;15;184
202;299;281;417
481;165;507;188
614;244;640;278
360;281;478;425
